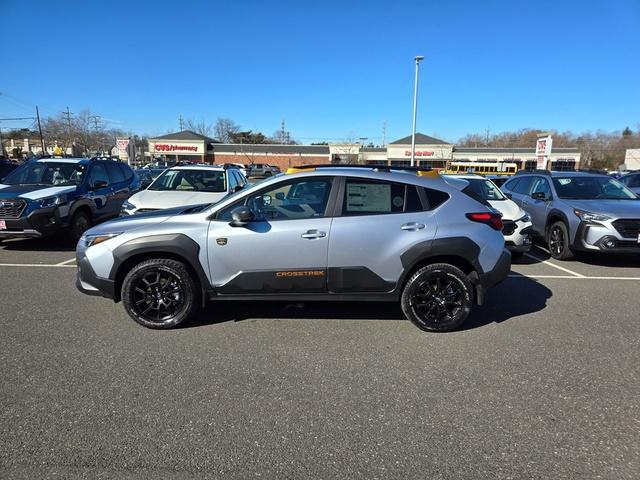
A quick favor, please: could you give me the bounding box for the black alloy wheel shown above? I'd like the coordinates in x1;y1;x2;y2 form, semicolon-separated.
401;263;473;332
121;258;200;329
547;221;574;260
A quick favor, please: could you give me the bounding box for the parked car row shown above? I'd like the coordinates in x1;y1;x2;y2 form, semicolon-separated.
0;158;248;242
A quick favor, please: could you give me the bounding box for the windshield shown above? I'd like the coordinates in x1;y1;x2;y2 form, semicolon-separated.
2;161;86;186
148;169;227;192
552;176;638;200
463;178;506;201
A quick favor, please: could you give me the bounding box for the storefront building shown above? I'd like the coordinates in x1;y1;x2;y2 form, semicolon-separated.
146;131;580;172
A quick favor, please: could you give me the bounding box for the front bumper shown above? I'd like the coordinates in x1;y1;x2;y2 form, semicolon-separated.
572;221;640;253
76;255;116;299
0;206;64;238
505;225;533;253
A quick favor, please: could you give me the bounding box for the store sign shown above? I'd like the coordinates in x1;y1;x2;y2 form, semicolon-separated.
404;150;434;157
535;136;552;156
153;143;199;152
116;138;129;152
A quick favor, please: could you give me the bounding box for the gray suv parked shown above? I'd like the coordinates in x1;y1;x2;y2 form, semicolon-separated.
76;165;510;332
501;170;640;259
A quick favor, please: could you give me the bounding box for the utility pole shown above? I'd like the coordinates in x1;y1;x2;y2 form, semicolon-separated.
36;105;45;155
62;106;73;153
381;121;387;147
89;115;101;154
280;119;286;144
179;115;185;131
485;127;490;145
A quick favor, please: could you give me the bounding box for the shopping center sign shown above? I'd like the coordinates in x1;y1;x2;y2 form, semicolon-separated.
404;150;434;157
536;135;553;169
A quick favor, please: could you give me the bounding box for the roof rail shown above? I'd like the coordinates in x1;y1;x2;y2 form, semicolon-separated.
221;163;240;170
515;169;551;176
288;163;433;173
576;168;607;175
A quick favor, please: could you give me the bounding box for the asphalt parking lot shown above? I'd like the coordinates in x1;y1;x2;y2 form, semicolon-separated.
1;238;639;479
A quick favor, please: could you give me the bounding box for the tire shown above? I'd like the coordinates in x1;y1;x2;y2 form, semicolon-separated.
547;221;574;260
401;263;474;332
121;258;200;329
70;210;91;243
264;172;272;177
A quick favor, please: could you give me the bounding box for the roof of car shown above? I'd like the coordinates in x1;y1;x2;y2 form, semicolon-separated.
442;174;485;180
166;165;225;171
34;157;89;164
515;170;609;178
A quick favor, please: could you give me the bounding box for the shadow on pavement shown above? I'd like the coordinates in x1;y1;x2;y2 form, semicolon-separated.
0;236;75;252
462;276;552;330
519;239;640;268
186;277;552;331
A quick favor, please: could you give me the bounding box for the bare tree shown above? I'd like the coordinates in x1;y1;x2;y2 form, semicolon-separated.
185;119;213;137
214;118;240;143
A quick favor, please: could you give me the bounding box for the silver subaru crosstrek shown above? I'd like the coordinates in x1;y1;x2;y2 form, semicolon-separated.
501;170;640;259
76;165;511;332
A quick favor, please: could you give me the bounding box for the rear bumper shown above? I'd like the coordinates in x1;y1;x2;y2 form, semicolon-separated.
473;249;511;305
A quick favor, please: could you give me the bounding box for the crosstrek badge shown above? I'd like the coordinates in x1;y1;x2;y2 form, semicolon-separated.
276;270;325;278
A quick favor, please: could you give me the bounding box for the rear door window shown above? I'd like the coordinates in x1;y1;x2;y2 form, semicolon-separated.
105;162;125;184
341;179;424;216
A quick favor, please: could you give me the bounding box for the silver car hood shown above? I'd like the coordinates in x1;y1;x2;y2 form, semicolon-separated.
84;204;211;236
564;199;640;218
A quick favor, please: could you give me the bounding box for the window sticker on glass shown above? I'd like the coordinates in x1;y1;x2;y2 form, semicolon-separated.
346;183;391;212
558;178;572;185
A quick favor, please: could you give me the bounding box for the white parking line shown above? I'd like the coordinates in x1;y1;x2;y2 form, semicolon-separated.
524;252;586;278
0;263;76;268
509;274;640;280
55;258;77;266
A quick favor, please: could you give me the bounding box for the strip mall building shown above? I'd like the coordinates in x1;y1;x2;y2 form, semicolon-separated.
149;131;580;171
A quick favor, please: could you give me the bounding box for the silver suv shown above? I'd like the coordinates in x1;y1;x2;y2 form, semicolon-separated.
501;170;640;259
76;165;510;332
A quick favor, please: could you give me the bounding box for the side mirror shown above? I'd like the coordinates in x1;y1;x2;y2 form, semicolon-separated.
531;191;548;201
229;205;253;227
92;180;108;190
275;192;285;201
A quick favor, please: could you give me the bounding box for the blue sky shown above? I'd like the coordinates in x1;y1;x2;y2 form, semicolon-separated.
1;0;638;144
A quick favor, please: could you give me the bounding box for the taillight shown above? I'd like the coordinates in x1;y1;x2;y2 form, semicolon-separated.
466;212;503;231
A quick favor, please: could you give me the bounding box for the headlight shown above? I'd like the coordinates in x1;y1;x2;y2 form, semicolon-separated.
122;200;136;211
517;213;531;223
574;209;611;223
36;195;66;208
83;232;122;248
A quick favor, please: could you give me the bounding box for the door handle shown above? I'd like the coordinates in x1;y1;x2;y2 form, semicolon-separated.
301;229;326;239
401;222;426;231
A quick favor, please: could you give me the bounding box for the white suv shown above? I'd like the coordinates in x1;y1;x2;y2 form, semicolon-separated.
122;165;248;215
443;174;533;255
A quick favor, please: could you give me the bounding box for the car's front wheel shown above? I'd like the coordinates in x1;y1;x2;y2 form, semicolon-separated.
547;221;574;260
121;258;200;329
70;211;91;243
401;263;474;332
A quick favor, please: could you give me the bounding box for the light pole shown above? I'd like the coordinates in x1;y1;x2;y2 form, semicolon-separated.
410;55;424;167
358;137;368;164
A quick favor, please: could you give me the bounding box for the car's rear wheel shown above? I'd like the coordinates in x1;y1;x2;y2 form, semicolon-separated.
547;221;574;260
121;258;200;329
70;211;91;243
401;263;474;332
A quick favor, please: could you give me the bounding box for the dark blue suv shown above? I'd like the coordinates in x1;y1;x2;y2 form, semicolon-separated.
0;158;139;242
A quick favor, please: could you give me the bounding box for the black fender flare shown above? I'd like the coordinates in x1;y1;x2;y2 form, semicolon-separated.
545;209;572;238
69;199;97;220
110;234;211;303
